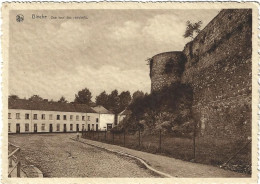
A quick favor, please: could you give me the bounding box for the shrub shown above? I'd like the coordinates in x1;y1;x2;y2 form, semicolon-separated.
123;83;194;136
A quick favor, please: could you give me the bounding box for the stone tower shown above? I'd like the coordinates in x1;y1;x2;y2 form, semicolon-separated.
150;51;186;92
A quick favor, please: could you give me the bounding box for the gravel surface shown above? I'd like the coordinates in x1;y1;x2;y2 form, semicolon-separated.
8;134;156;178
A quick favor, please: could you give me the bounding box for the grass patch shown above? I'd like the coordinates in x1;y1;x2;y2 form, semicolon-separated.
82;131;251;174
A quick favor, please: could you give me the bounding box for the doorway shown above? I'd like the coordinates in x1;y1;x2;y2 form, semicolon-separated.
88;124;90;131
107;124;112;131
34;124;37;133
16;123;20;133
96;124;98;131
63;124;67;132
49;124;53;133
76;124;79;132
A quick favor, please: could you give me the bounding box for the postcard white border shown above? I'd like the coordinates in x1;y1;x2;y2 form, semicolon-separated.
1;2;259;184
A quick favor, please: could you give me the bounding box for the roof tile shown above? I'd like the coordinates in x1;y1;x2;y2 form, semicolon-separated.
8;99;96;113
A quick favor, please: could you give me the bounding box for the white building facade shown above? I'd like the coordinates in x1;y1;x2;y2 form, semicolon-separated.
8;99;115;133
91;105;115;131
8;109;89;133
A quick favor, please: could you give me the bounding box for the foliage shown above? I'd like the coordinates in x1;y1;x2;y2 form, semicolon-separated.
107;90;120;113
164;59;175;74
146;58;154;77
58;96;68;103
9;95;19;100
95;91;109;107
74;88;92;105
132;90;145;102
123;83;194;135
119;91;132;112
183;21;203;39
95;90;132;114
28;95;44;102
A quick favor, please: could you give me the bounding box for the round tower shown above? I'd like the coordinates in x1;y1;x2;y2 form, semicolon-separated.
150;51;186;92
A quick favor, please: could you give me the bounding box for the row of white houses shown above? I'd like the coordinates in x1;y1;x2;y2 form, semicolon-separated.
8;99;118;133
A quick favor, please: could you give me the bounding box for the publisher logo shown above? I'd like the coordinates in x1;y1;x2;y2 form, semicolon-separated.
16;14;24;22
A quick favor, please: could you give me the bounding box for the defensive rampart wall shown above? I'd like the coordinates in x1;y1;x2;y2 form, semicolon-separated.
150;9;252;140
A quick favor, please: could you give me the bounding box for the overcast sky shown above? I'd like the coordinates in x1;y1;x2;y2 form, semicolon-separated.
9;9;220;102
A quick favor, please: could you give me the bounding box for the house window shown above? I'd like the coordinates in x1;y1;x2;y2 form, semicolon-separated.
82;124;85;130
87;116;90;121
33;114;37;120
76;115;79;121
25;113;30;120
41;124;45;131
82;116;85;121
42;114;45;120
70;124;73;131
92;124;94;130
57;124;60;131
49;114;53;120
107;124;113;131
96;118;99;123
8;123;11;132
25;123;29;132
16;113;20;119
70;115;73;120
57;115;60;120
8;113;11;119
63;115;67;120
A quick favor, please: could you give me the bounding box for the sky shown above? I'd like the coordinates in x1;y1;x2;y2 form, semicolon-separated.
9;9;220;102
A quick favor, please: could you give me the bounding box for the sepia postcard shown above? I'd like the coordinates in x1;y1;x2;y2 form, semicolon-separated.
1;2;258;184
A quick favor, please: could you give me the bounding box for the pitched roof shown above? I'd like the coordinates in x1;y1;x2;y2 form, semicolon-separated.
119;109;131;116
91;105;113;114
8;99;96;113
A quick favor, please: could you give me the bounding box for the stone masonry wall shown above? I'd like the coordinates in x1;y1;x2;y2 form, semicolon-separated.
150;52;185;92
182;9;252;140
150;9;252;140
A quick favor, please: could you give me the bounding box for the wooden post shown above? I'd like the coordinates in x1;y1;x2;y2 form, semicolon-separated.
159;129;162;152
193;122;196;160
124;130;126;147
9;157;12;167
112;132;114;143
138;129;141;147
17;149;21;177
